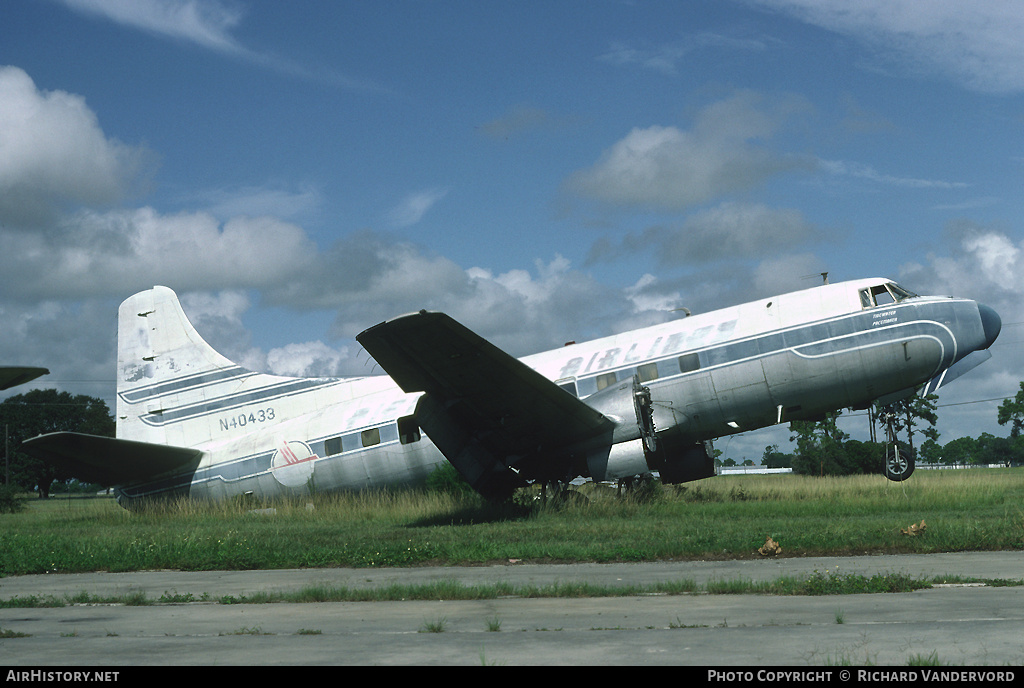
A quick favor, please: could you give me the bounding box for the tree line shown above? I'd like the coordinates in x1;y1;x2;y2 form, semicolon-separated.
1;389;115;499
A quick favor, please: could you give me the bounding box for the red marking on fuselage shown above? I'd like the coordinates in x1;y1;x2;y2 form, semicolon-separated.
275;442;320;466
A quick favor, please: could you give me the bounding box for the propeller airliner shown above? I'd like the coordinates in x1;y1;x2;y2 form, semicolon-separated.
22;278;1001;507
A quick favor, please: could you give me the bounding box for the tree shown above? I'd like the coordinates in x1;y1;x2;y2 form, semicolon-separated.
789;412;849;476
976;433;1017;467
875;394;939;459
940;436;978;466
919;436;943;464
842;439;885;475
760;444;793;469
997;382;1024;438
1;390;115;498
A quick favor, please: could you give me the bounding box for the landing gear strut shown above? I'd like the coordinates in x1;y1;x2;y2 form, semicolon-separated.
539;480;587;505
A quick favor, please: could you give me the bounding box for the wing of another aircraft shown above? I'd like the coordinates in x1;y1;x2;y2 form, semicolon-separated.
21;432;203;486
357;311;614;496
0;366;49;390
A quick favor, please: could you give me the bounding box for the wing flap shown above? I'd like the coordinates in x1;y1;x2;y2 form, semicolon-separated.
21;432;202;486
357;311;612;461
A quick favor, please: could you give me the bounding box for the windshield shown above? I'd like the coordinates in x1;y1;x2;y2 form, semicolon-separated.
888;283;918;301
860;282;918;308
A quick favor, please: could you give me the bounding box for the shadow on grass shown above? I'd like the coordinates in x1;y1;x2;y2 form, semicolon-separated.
405;500;535;527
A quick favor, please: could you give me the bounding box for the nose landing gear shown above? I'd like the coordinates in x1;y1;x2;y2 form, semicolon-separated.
881;411;915;482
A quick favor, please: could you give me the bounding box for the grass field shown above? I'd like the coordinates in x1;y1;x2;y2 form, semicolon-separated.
1;469;1022;576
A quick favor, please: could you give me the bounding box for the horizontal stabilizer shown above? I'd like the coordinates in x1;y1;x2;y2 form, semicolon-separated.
21;432;203;486
922;350;992;396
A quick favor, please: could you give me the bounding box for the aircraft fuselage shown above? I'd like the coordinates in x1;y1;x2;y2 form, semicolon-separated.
107;279;999;506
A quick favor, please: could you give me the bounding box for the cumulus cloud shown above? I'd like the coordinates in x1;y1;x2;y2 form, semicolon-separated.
751;0;1024;94
265;341;353;378
565;91;813;211
261;235;640;359
0;66;153;226
160;244;673;378
900;221;1024;303
454;256;630;355
0;66;312;299
264;231;469;318
0;207;317;300
895;222;1024;439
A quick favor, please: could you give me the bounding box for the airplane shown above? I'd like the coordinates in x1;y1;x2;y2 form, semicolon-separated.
21;278;1001;508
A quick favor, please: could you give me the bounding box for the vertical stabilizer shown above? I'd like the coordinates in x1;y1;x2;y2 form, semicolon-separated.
116;287;245;446
116;286;335;449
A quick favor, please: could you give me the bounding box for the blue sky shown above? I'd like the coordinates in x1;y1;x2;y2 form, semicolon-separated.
2;0;1022;461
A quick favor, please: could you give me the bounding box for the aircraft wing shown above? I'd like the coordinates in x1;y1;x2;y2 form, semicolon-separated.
357;311;613;473
21;432;203;486
0;366;49;390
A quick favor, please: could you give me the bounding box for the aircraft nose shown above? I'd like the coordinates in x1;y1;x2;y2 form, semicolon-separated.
979;303;1001;349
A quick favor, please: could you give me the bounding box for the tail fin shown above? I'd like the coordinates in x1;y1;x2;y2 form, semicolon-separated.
116;286;337;448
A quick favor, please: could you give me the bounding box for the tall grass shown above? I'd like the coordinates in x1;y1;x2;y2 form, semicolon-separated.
1;469;1021;575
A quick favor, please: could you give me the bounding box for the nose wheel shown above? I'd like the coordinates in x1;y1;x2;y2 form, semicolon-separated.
881;411;915;482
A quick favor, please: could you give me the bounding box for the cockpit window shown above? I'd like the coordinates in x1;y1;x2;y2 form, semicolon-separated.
860;282;918;308
887;283;918;301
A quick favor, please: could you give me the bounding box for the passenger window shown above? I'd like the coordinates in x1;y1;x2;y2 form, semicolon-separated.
325;437;342;456
637;363;659;382
397;415;421;444
361;427;381;447
678;353;700;373
595;372;618;391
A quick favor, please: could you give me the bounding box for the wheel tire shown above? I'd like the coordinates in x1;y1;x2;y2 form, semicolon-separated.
885;446;915;482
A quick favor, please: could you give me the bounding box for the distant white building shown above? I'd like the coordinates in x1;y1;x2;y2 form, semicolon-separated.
717;467;793;476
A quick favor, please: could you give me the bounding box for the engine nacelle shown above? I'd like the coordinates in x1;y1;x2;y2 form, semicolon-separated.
586;438;650;481
583;374;715;484
586;433;716;484
648;434;717;484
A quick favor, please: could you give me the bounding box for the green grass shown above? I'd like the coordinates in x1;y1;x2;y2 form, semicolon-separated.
1;469;1021;576
0;569;958;609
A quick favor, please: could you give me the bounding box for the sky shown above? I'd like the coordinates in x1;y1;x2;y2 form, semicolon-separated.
1;0;1023;463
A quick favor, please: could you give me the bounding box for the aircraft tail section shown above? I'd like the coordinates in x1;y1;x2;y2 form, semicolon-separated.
116;286;340;449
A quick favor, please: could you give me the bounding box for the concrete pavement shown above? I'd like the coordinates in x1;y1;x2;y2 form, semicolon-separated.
2;551;1023;666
